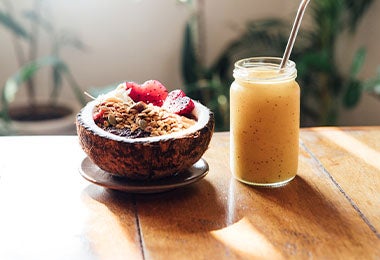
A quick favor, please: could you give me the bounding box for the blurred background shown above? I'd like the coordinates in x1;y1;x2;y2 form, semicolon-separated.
0;0;379;134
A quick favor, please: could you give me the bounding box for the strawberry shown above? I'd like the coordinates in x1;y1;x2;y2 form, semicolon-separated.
124;80;168;106
124;81;141;99
124;81;143;103
163;89;195;115
93;108;105;124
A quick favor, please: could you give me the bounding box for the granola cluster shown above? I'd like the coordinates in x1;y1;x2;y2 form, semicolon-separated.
94;98;196;137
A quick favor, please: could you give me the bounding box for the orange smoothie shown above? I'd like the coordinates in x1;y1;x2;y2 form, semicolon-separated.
230;57;300;187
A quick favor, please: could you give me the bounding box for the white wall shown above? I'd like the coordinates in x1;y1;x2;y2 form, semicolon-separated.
1;0;379;125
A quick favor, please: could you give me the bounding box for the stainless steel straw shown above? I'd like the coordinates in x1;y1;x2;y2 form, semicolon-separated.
280;0;311;69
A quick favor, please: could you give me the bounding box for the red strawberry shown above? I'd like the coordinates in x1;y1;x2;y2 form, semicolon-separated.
93;108;105;124
124;80;168;106
124;82;141;97
124;81;142;102
163;89;195;115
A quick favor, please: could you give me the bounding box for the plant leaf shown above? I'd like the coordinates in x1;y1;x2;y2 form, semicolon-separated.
343;79;362;108
0;10;29;39
50;63;64;102
23;10;53;33
222;18;289;60
344;0;374;32
209;54;233;85
296;50;332;74
2;56;58;104
181;20;201;85
61;67;86;106
350;47;366;79
2;78;18;104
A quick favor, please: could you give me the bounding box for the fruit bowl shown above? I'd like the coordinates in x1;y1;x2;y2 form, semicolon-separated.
76;98;214;180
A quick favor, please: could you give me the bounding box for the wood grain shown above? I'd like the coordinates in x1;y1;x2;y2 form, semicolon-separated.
300;127;380;238
0;130;379;260
135;131;380;259
0;137;143;260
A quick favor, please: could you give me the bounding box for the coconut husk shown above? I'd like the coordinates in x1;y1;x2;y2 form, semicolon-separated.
76;100;214;180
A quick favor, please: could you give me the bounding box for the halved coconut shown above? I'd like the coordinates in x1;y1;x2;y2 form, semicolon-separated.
76;100;215;180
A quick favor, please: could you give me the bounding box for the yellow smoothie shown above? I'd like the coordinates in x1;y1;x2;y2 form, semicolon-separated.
230;58;300;187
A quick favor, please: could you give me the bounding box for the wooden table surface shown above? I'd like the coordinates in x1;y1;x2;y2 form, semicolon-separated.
0;127;379;259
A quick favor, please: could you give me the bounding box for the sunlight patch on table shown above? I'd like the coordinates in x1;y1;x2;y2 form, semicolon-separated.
319;129;380;171
211;218;284;259
81;191;142;259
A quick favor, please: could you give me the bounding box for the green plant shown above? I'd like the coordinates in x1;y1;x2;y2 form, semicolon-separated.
179;0;230;131
0;0;86;125
180;0;380;128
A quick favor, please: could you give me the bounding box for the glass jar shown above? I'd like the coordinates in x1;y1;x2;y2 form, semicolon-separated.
230;57;300;187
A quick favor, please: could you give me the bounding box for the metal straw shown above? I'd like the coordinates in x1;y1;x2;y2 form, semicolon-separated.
280;0;311;69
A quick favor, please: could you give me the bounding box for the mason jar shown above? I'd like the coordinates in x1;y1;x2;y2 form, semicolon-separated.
230;57;300;187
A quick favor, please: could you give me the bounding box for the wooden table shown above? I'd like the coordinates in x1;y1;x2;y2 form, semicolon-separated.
0;127;379;259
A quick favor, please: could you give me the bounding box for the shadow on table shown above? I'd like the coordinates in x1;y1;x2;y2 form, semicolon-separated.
81;173;370;258
136;178;229;232
83;178;229;233
242;175;368;250
82;172;365;239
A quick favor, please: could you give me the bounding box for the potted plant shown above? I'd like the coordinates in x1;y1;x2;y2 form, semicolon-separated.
0;0;86;135
180;0;380;128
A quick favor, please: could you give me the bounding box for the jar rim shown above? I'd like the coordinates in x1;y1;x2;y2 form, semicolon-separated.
233;57;297;82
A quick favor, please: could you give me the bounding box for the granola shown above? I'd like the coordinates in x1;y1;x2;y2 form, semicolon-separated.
94;99;196;138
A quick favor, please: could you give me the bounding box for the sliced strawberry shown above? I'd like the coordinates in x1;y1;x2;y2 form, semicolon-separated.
141;80;168;106
93;108;105;124
124;81;142;102
163;90;195;115
124;80;168;106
